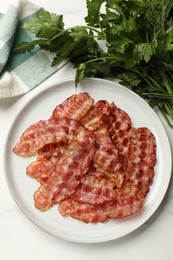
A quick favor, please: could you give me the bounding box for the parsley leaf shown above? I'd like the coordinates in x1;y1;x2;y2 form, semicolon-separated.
14;39;47;53
22;9;64;39
85;0;105;27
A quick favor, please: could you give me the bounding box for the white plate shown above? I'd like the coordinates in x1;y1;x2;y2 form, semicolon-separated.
3;78;172;243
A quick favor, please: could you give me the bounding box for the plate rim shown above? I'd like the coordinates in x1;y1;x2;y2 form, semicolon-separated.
3;77;172;243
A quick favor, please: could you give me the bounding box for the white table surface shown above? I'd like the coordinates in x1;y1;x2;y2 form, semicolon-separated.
1;1;173;259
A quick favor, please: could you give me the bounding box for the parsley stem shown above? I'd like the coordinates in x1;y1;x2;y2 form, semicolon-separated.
48;25;102;42
159;107;173;128
82;56;122;65
159;70;173;96
131;68;158;91
161;101;173;128
140;92;173;99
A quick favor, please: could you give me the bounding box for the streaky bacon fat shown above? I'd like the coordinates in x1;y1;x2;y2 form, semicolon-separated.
13;117;80;156
80;100;112;131
34;129;96;211
26;156;59;184
124;127;156;198
71;170;117;204
93;132;124;188
94;132;122;173
126;127;156;168
107;102;132;157
52;92;94;121
59;198;143;223
59;182;144;223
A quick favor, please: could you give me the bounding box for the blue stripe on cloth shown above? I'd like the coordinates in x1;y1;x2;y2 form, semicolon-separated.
0;4;19;42
0;4;19;73
8;29;40;71
1;8;42;72
13;51;57;89
7;8;43;71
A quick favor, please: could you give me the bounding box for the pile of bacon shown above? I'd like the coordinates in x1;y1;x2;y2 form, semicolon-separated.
13;92;156;223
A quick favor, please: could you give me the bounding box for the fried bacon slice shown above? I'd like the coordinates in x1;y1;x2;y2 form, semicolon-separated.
34;129;96;211
126;127;156;168
52;92;93;121
125;165;154;190
26;143;66;184
58;182;144;223
124;127;156;197
20;119;54;142
19;92;93;142
93;132;124;187
107;102;132;157
80;100;112;131
71;170;117;204
26;156;59;184
59;197;142;223
94;132;122;172
58;198;142;223
13;117;80;156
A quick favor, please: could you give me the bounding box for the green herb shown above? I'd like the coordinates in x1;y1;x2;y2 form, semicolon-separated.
14;1;173;127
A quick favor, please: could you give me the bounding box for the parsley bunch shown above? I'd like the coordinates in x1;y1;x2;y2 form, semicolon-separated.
15;0;173;127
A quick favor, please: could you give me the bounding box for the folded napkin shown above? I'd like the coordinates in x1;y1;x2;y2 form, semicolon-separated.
0;0;60;98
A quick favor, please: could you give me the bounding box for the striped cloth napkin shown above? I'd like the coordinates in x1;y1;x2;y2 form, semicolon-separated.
0;0;61;98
